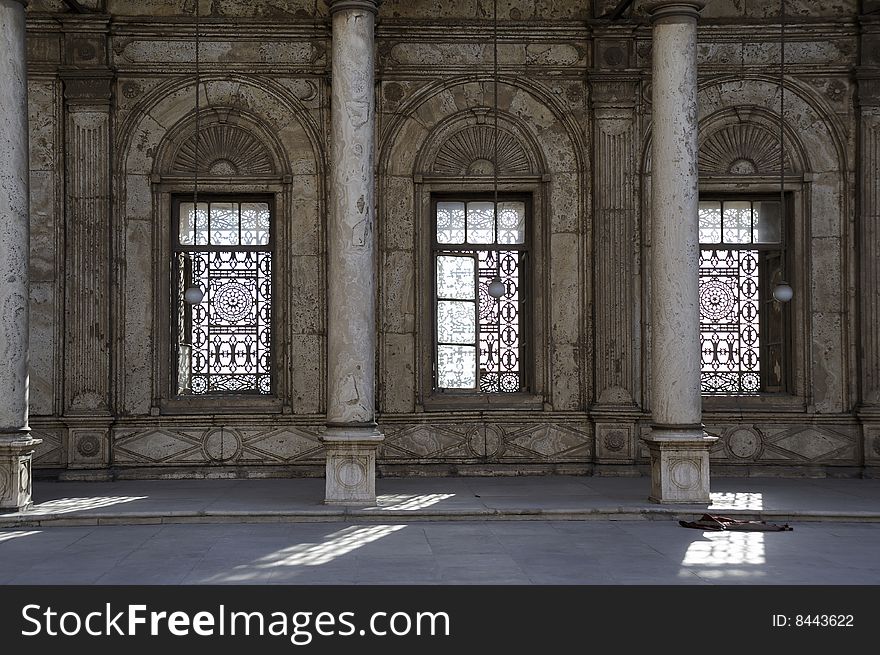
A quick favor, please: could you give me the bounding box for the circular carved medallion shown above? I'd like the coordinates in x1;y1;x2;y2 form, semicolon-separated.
204;428;241;462
335;458;367;490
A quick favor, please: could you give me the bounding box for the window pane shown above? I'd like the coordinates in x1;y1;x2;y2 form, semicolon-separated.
497;201;526;244
437;300;475;344
179;202;208;245
241;202;270;246
722;201;752;244
436;255;475;299
185;250;272;395
436;201;465;244
209;202;239;246
753;201;782;244
437;345;477;389
467;201;495;244
699;201;721;243
699;249;761;394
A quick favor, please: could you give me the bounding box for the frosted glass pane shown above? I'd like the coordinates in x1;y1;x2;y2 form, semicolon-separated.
437;202;465;243
179;202;208;246
467;201;495;244
437;300;475;344
241;202;270;246
497;201;525;244
436;256;475;299
210;202;239;246
699;201;721;244
723;201;752;244
437;345;477;389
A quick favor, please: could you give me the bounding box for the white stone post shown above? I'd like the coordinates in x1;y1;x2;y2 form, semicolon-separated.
0;0;41;510
643;0;716;503
323;0;383;504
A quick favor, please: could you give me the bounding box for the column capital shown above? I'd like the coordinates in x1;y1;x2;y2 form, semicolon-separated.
642;1;705;22
325;0;382;15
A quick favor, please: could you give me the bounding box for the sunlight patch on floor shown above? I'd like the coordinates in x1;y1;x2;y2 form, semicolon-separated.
0;530;41;543
256;524;407;567
709;492;764;511
24;496;148;515
377;493;455;511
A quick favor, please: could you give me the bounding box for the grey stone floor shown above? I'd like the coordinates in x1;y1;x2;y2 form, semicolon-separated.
2;520;879;585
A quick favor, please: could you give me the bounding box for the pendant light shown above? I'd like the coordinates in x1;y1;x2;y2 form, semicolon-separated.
185;0;205;305
487;0;505;300
772;0;793;304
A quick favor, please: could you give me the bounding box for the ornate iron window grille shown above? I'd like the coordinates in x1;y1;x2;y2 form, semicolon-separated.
173;196;273;395
698;198;787;395
432;195;529;393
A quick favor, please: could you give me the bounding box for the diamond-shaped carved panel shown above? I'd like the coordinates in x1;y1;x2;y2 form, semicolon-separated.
114;429;201;463
244;428;322;462
766;426;855;462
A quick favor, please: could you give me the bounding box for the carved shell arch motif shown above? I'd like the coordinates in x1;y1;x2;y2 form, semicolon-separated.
432;124;533;175
170;123;276;176
699;123;795;175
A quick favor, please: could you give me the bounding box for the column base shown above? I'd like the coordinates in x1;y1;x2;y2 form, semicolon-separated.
322;427;383;505
0;432;43;511
642;429;717;504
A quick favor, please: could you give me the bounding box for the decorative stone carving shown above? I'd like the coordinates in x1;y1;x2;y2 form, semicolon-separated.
699;123;793;175
723;426;764;459
432;125;532;175
170;123;276;175
203;428;242;462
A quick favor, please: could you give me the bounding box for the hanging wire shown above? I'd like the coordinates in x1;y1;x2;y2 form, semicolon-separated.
779;0;784;219
193;0;201;210
493;0;498;213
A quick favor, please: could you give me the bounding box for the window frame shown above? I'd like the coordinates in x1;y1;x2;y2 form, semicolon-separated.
696;186;806;411
421;190;543;410
161;191;283;413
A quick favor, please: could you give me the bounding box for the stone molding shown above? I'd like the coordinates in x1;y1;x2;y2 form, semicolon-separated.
644;1;706;22
326;0;382;16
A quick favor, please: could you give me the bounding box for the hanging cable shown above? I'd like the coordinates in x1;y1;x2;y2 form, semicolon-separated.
487;0;505;300
772;0;793;303
193;0;201;211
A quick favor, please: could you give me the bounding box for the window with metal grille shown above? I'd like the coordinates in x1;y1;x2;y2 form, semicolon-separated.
432;195;529;393
699;198;787;395
173;196;273;395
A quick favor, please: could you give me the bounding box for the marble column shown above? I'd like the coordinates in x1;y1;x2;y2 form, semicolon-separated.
643;0;716;503
0;0;41;509
323;0;383;504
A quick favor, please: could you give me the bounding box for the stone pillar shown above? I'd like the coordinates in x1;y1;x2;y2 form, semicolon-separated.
59;15;114;473
0;0;41;509
642;0;716;503
323;0;383;504
856;8;880;472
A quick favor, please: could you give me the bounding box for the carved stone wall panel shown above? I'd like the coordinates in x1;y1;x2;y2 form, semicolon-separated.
378;421;591;462
68;427;110;468
106;1;326;19
114;424;324;465
114;39;322;70
595;422;636;461
31;428;65;467
705;423;858;463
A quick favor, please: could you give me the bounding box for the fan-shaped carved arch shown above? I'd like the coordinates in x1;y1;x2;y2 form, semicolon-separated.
699;123;794;175
170;123;276;176
432;124;532;175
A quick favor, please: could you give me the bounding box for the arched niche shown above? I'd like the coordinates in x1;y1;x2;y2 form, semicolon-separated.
640;75;852;416
376;75;588;421
113;75;326;418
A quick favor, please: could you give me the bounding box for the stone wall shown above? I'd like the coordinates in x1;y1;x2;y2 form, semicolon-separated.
21;0;874;477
